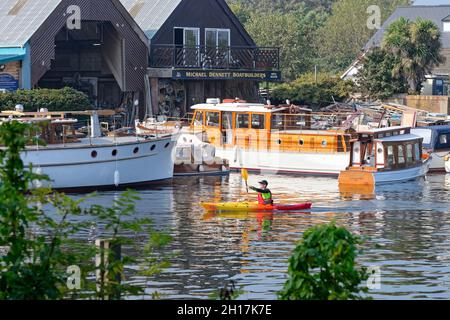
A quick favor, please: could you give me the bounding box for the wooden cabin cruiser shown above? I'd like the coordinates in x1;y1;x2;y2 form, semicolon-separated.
0;110;177;191
411;125;450;172
189;99;353;175
338;127;431;188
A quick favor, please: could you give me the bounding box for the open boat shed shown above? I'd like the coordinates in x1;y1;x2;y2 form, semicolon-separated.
0;0;149;111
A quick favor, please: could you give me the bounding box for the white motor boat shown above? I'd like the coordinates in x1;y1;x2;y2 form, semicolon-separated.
0;109;178;191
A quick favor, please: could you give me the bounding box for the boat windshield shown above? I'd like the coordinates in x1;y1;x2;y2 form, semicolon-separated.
411;128;432;146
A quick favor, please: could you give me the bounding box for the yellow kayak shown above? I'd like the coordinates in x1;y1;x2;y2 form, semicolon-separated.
201;201;312;212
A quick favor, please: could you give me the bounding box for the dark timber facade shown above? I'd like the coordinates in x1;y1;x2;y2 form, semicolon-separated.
125;0;281;118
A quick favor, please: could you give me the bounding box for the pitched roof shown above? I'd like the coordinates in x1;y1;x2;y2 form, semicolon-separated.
120;0;182;40
366;5;450;50
0;0;61;48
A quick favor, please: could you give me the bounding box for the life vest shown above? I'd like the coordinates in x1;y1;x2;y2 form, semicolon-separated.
258;191;273;205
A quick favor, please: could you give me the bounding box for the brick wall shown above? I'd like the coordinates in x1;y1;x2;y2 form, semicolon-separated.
1;61;21;81
403;95;450;114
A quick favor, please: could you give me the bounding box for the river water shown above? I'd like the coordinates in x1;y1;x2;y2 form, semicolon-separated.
77;173;450;300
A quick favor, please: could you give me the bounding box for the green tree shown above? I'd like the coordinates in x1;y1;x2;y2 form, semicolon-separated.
356;47;408;100
272;73;353;109
382;17;445;94
279;222;369;300
316;0;410;73
244;5;328;80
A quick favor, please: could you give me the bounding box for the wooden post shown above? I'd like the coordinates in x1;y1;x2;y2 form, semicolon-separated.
96;239;122;300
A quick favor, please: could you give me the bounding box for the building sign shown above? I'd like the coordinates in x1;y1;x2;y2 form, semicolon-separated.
0;73;19;91
172;70;282;82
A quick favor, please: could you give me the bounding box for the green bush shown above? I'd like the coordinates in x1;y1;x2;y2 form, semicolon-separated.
0;87;92;112
279;222;369;300
271;73;354;110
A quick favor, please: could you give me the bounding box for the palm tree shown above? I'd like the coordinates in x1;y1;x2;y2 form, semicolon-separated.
382;17;445;94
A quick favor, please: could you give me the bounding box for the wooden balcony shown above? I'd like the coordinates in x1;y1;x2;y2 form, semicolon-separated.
150;45;280;71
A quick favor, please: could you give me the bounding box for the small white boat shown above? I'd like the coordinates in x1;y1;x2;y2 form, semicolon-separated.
1;110;178;191
411;125;450;172
444;154;450;173
174;133;229;176
339;126;431;189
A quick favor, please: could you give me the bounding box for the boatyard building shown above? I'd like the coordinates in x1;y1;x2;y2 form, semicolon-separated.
121;0;281;118
0;0;149;112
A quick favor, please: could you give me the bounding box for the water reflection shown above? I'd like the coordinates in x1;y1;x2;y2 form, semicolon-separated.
67;172;450;300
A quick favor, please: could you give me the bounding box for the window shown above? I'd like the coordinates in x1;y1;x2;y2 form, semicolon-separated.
251;114;265;130
236;113;249;129
206;112;220;127
444;21;450;32
439;134;449;145
406;144;414;164
398;145;405;164
194;111;204;126
271;114;284;131
222;112;232;130
414;143;421;161
387;145;395;167
206;29;230;49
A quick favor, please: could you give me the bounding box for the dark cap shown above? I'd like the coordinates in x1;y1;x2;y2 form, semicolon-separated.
258;180;268;186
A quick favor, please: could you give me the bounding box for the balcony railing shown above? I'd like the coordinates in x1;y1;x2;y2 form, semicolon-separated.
150;45;280;71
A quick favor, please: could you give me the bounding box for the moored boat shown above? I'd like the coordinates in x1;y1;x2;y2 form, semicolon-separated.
338;127;431;188
0;109;178;191
201;201;312;212
411;125;450;172
189;99;354;175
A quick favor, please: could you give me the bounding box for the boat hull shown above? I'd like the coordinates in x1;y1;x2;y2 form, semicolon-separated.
201;201;312;212
339;159;431;187
21;137;176;190
216;147;349;176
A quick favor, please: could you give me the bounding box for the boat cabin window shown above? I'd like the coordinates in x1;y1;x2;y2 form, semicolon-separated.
414;143;421;161
206;112;220;127
271;114;284;131
387;145;396;166
251;114;265;130
222;112;232;130
398;145;405;164
236;113;249;129
194;111;204;126
406;144;414;164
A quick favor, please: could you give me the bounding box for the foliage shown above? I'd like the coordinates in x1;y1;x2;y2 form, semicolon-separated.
271;73;354;109
0;121;172;300
230;1;329;81
382;17;445;94
356;47;408;100
315;0;410;74
0;87;92;112
279;222;369;300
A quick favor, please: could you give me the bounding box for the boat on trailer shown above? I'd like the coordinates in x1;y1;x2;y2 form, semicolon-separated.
0;109;178;191
338;127;431;188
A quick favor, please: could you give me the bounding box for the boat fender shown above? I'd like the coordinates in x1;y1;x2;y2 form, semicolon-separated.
114;170;120;187
198;165;205;172
34;167;43;188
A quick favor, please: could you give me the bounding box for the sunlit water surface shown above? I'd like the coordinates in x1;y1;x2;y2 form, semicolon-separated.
70;173;450;300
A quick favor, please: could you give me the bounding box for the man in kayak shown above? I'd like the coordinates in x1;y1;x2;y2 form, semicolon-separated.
250;180;273;205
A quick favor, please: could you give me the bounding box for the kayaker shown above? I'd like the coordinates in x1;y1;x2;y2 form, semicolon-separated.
250;180;273;205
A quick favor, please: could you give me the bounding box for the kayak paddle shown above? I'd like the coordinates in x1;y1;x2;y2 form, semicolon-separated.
242;168;249;193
